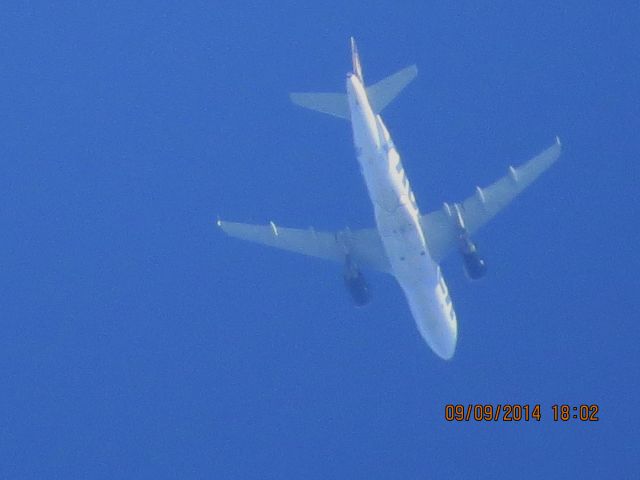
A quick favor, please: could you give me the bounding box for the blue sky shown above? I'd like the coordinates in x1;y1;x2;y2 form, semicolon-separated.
1;1;638;478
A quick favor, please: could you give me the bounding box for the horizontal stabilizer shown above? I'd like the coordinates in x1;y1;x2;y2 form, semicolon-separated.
366;64;418;114
290;64;417;120
289;92;350;120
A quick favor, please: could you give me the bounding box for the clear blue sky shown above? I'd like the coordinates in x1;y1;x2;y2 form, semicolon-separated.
2;1;638;478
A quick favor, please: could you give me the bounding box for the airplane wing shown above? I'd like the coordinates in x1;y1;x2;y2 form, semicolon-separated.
421;138;562;263
217;220;392;273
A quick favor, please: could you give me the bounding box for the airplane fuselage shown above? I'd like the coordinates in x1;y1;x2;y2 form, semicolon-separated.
221;40;561;360
346;73;457;359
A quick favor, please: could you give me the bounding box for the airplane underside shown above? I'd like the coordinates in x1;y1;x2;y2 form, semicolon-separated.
217;38;562;360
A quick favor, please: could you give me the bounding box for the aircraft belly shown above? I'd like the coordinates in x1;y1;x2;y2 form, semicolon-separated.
359;148;405;213
402;281;458;359
346;73;458;359
374;204;458;360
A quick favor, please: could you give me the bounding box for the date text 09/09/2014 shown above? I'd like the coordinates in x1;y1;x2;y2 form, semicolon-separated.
444;404;600;422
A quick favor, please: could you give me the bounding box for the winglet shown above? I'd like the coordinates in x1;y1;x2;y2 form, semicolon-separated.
350;37;364;83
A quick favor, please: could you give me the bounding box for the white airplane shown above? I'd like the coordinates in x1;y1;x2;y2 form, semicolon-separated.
218;38;561;359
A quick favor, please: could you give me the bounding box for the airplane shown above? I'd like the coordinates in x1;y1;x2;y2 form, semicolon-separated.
217;38;561;360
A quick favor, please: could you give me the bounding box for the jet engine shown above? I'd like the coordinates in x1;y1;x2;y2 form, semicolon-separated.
343;255;370;306
447;202;487;280
459;236;487;280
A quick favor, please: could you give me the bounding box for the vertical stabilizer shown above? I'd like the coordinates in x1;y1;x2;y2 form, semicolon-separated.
350;37;364;84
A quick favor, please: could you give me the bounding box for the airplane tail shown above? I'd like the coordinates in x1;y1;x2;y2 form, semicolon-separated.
290;38;418;120
350;36;364;83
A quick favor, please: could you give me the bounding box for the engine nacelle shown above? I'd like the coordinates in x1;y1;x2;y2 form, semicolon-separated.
459;237;487;280
343;256;371;306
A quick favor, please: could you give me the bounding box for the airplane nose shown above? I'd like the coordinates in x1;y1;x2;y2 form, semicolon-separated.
433;335;457;360
406;292;458;360
436;315;458;360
